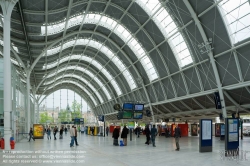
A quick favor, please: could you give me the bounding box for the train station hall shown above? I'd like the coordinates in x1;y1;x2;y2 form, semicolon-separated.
0;0;250;166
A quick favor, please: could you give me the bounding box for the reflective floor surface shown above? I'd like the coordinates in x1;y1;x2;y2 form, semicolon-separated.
0;133;250;166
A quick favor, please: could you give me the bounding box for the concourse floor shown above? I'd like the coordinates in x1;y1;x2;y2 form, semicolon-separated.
0;133;250;166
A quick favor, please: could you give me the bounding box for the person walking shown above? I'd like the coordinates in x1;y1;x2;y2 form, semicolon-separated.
151;125;157;147
47;126;51;140
92;127;95;136
144;125;151;145
70;125;75;147
64;127;68;134
174;124;181;151
59;127;63;139
74;126;79;146
121;126;129;146
53;126;58;140
106;126;109;136
112;126;119;146
28;127;35;142
135;126;140;138
158;126;162;136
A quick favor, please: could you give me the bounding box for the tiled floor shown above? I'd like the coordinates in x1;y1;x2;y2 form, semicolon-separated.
0;133;250;166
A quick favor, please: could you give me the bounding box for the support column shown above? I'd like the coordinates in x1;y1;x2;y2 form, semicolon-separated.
12;69;17;139
0;0;18;150
37;101;40;124
26;70;31;131
33;90;36;124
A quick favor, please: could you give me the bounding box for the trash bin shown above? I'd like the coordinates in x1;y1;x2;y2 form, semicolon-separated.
10;141;15;149
10;137;15;149
0;138;4;149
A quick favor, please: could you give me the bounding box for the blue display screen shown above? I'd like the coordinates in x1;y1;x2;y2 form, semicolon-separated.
134;104;144;111
123;103;134;110
133;112;143;119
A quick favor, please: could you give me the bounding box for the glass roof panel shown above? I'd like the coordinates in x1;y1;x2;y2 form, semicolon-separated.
44;54;122;96
136;0;193;68
41;13;158;82
44;69;111;101
46;38;137;90
45;74;104;103
46;80;98;106
217;0;250;44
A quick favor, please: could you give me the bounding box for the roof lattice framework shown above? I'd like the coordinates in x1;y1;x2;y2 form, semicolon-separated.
1;0;250;121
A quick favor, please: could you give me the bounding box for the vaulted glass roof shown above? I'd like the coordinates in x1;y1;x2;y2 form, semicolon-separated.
2;0;250;118
136;0;193;68
44;54;122;96
44;74;104;103
45;38;137;90
217;0;250;44
44;67;112;100
46;80;97;106
41;13;158;81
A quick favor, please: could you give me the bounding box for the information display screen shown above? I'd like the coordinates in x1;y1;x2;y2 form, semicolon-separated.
122;111;133;119
220;124;225;136
74;118;80;124
134;104;144;111
133;112;143;119
202;120;212;140
228;119;238;142
123;103;134;111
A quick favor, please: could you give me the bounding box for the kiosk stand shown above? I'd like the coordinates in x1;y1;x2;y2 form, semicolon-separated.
199;119;212;152
225;118;239;156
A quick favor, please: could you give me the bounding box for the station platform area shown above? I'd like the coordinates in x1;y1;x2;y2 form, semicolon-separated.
0;133;249;166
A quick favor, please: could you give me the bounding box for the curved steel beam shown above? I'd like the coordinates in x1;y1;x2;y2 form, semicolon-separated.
223;91;250;113
42;72;108;101
41;77;101;104
39;83;95;108
35;51;127;99
183;0;227;118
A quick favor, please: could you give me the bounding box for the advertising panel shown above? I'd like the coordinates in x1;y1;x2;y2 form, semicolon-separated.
191;124;198;136
33;124;44;139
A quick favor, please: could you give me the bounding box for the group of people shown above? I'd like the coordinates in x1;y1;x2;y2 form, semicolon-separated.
144;124;181;150
111;124;182;150
112;126;129;146
44;126;60;140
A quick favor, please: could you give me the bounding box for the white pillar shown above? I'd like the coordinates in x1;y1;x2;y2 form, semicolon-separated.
0;0;18;150
26;70;31;130
33;91;36;124
37;101;40;123
12;71;17;139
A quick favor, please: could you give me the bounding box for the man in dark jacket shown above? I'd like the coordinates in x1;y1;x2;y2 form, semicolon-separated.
28;127;35;142
121;126;129;146
151;125;157;147
112;126;119;146
174;124;181;151
145;125;151;145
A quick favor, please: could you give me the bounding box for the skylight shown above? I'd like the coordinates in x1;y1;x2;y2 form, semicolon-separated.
46;39;137;90
44;74;104;103
41;13;158;81
44;54;122;96
135;0;193;68
46;80;98;106
44;70;111;100
217;0;250;44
